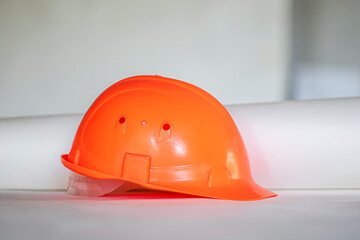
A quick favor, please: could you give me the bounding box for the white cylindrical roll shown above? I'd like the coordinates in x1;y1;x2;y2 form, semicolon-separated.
0;98;359;190
227;97;360;189
0;114;83;189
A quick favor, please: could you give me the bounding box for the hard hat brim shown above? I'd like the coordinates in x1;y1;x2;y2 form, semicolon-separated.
61;154;277;201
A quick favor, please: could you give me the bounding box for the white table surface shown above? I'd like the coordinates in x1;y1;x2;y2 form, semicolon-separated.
1;190;359;240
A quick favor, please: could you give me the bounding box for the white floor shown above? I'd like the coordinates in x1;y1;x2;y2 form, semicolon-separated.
1;190;359;240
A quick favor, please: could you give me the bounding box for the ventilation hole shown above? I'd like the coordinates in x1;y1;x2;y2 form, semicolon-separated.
162;123;171;131
119;117;126;124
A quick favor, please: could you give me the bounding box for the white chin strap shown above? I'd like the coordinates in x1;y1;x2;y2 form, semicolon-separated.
67;171;144;197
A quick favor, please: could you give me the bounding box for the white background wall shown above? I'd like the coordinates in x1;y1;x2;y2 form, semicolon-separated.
290;0;360;99
0;0;291;118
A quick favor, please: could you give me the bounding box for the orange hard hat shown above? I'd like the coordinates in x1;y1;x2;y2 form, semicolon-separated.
61;75;276;200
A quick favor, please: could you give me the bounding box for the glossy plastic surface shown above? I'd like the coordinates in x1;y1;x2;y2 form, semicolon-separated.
61;75;276;200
